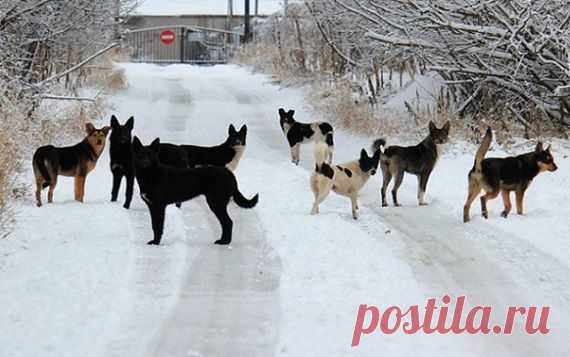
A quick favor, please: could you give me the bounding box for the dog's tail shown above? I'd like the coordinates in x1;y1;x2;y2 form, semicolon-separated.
233;188;259;209
314;142;330;165
372;138;386;154
474;127;492;172
33;147;53;188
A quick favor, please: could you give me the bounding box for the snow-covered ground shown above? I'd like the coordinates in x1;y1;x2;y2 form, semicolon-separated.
1;64;569;356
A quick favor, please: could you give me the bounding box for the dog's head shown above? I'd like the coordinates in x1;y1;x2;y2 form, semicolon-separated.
110;115;134;145
535;142;558;172
278;108;295;128
428;121;450;144
85;122;111;150
359;148;381;176
132;136;160;169
226;124;247;147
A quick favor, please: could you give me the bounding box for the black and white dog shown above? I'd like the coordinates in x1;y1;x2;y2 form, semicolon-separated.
180;124;247;171
278;108;334;165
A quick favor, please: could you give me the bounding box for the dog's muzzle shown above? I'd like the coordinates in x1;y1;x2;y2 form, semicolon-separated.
550;163;558;172
97;139;103;145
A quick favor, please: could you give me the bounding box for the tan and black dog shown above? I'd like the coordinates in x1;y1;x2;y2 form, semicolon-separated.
463;127;558;222
33;123;110;206
373;121;450;207
310;143;380;219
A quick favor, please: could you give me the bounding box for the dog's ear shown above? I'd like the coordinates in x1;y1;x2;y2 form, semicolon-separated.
240;124;247;134
132;136;142;152
150;138;161;153
535;142;544;153
85;122;96;135
278;108;286;117
429;121;436;132
288;110;295;117
546;144;552;152
125;116;134;130
101;126;111;136
360;148;369;160
442;121;450;132
110;115;119;128
228;124;236;135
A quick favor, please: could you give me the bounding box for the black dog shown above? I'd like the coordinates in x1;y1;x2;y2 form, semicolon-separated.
180;124;247;171
132;137;259;245
109;115;188;209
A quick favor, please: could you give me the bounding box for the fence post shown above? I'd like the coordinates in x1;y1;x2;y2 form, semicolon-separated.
180;27;186;63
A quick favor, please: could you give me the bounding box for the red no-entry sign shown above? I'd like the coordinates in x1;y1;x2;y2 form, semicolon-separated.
160;30;176;45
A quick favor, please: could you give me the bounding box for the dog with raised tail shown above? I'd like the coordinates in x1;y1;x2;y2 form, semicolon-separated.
310;143;380;219
373;121;450;207
463;127;558;222
278;108;334;165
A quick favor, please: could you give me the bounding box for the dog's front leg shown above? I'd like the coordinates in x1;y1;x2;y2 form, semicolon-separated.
123;174;134;209
75;176;86;202
111;171;123;202
418;173;431;206
291;144;300;165
147;203;166;245
351;194;359;220
515;190;525;215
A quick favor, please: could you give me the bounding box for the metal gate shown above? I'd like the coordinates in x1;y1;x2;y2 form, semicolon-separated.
124;26;242;64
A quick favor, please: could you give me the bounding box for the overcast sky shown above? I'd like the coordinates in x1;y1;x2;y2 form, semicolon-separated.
137;0;285;16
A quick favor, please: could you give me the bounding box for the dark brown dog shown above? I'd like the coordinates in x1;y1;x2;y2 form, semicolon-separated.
33;123;110;206
463;128;558;222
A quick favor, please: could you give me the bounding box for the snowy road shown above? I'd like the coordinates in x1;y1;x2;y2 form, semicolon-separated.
2;64;569;357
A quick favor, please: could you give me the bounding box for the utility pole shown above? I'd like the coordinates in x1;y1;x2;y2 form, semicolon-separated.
284;0;288;18
255;0;259;17
227;0;233;32
244;0;251;42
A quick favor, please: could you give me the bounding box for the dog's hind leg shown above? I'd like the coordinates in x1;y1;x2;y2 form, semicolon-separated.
515;189;525;215
147;204;166;245
391;171;405;207
480;190;499;219
501;190;512;218
380;163;392;207
206;196;233;245
463;179;480;223
124;174;134;209
47;177;57;204
311;186;330;215
35;179;43;207
111;172;122;202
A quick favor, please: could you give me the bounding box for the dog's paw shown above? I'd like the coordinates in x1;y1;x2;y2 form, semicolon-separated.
463;217;470;223
419;202;429;206
123;203;131;209
214;239;231;245
501;211;509;218
146;239;160;245
394;203;402;207
482;211;489;219
111;198;117;202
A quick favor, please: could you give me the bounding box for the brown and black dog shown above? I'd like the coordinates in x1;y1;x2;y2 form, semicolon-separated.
33;123;110;206
373;121;450;207
463;127;558;222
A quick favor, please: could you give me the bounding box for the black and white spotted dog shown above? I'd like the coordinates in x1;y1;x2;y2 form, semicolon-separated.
278;108;334;165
